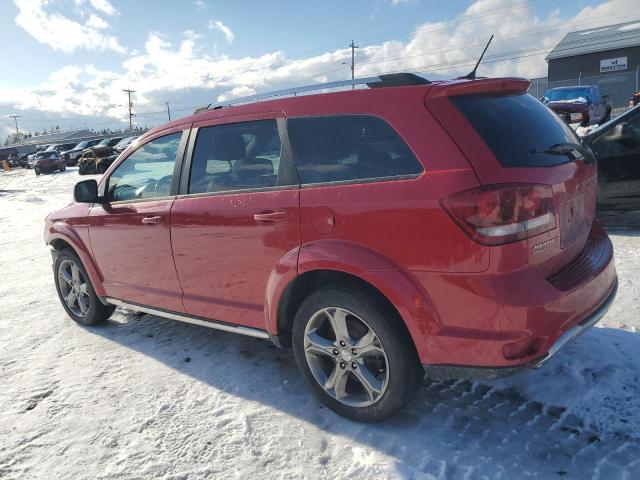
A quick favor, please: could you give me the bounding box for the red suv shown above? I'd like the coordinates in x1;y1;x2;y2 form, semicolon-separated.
45;74;617;422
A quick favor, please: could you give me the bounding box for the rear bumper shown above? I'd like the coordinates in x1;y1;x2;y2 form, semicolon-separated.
417;223;617;375
424;278;617;380
36;163;62;172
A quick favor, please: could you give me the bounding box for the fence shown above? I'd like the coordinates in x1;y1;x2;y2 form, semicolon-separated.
529;69;639;109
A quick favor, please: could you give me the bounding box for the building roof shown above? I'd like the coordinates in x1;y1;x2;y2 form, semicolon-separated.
547;19;640;61
20;129;97;146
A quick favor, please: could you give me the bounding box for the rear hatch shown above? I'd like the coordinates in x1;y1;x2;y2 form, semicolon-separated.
426;79;598;276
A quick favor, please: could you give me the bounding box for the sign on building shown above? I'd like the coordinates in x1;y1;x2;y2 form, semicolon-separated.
600;56;628;73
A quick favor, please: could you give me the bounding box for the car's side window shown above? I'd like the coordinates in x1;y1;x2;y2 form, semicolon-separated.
287;114;423;185
188;120;283;194
107;132;182;202
592;113;640;159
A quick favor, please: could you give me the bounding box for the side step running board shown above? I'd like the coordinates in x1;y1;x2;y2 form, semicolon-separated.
105;298;270;339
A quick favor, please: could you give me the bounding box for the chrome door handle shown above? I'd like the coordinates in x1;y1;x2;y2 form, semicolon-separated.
141;215;164;225
253;211;290;223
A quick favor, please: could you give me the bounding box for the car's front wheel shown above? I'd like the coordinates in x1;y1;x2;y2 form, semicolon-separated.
53;249;115;325
292;285;423;422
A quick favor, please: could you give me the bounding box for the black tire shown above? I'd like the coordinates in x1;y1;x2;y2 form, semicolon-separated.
35;168;40;176
53;248;115;326
292;284;423;422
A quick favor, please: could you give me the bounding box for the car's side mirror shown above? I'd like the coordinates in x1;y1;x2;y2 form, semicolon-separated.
74;179;104;203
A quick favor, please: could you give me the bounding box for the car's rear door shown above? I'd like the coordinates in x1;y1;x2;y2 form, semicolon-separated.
88;128;189;312
170;113;300;329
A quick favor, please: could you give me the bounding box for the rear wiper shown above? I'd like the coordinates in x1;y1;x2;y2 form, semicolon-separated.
531;143;596;164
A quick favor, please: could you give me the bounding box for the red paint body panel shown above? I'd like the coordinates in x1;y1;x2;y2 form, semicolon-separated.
45;76;618;372
87;200;184;312
170;189;301;329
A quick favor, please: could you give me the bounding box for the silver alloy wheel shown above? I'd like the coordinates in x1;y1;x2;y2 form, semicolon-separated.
304;307;390;407
57;259;90;317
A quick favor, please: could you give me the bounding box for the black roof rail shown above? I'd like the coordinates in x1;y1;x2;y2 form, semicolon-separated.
194;72;430;114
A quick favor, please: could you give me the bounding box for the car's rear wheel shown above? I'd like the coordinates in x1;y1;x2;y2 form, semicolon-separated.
34;167;40;176
292;285;423;422
53;249;115;325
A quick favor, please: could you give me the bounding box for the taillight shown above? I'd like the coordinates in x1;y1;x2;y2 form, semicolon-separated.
441;184;556;245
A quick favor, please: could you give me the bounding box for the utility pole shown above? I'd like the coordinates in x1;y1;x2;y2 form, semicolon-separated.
343;41;359;88
9;114;21;141
166;101;171;122
122;88;136;131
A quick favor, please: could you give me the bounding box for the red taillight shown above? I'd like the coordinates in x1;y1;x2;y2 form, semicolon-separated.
441;184;556;245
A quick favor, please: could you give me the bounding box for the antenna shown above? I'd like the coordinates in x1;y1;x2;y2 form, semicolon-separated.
462;35;494;80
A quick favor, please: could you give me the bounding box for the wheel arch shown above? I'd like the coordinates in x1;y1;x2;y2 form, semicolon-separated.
267;240;440;359
47;229;106;297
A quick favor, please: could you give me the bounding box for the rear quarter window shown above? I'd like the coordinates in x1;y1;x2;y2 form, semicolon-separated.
287;114;423;185
452;93;580;167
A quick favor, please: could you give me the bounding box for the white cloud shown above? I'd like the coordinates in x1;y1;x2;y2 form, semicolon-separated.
194;0;206;10
14;0;125;53
390;0;415;5
207;19;235;44
87;0;118;16
2;0;638;133
86;14;109;30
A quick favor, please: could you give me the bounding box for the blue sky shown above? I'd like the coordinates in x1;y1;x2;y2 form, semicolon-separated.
1;0;637;139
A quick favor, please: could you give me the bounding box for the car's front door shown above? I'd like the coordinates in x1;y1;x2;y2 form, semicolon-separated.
88;129;188;311
591;109;640;207
170;116;300;329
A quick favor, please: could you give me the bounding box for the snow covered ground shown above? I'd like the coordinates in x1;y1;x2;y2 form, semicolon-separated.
1;167;639;480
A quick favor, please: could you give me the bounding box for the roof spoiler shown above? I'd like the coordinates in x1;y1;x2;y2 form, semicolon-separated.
427;78;531;98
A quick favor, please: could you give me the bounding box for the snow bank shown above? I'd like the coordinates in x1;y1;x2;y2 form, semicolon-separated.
1;168;639;479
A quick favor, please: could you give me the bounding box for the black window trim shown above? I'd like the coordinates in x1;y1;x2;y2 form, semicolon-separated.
177;117;300;197
285;113;425;188
99;129;190;204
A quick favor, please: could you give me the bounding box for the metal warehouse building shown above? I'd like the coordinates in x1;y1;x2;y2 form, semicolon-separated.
545;20;640;108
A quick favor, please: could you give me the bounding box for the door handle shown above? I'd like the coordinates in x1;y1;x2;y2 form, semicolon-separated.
141;215;164;225
253;211;290;223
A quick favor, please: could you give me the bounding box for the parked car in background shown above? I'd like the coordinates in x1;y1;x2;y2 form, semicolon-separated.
26;145;51;168
61;139;101;166
542;85;611;127
44;143;78;155
18;153;30;168
45;74;617;422
94;137;124;149
583;104;640;208
113;135;139;153
77;137;124;175
33;151;66;175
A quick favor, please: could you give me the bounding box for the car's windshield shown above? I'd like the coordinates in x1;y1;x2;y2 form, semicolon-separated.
97;139;110;146
543;87;591;103
36;152;57;159
44;145;56;152
74;141;88;149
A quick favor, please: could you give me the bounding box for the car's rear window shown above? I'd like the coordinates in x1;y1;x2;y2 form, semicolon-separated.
451;93;579;167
